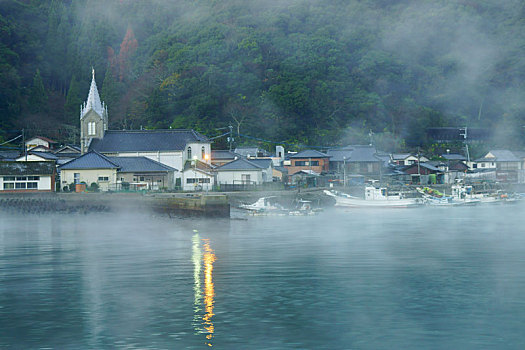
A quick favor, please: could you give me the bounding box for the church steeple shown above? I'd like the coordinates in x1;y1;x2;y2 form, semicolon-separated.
81;67;106;120
80;68;108;154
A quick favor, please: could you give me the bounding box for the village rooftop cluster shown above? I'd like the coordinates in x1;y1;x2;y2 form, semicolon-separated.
1;70;524;193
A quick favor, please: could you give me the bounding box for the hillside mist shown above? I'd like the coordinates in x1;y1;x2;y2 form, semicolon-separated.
2;0;525;152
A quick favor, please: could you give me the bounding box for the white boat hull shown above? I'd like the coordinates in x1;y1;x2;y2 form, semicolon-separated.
324;190;421;208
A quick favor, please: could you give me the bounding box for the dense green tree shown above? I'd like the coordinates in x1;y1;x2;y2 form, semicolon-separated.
28;69;47;113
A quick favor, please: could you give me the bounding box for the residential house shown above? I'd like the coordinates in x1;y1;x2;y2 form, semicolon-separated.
215;158;264;189
327;145;384;181
402;162;444;184
60;151;177;191
289;169;322;187
59;151;119;191
285;150;330;176
25;136;58;151
470;150;522;182
181;160;215;192
211;150;238;167
273;166;288;182
246;158;273;182
0;161;56;192
391;153;429;166
16;151;58;163
110;156;176;191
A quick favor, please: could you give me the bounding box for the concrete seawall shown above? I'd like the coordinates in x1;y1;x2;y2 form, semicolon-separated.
0;193;230;217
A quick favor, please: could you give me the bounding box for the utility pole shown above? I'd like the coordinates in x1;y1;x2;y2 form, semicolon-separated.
460;127;470;164
343;156;346;188
228;124;233;152
417;147;421;185
22;128;27;161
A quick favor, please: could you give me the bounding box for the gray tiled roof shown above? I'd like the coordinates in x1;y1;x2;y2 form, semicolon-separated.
217;158;263;170
441;153;466;161
89;129;209;153
0;161;55;175
54;145;81;154
107;157;176;173
325;149;353;162
479;150;521;162
28;151;59;160
59;151;119;170
289;150;330;159
247;158;273;168
0;151;20;161
211;150;238;160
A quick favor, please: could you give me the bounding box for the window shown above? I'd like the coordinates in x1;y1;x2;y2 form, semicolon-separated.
27;182;38;189
187;178;196;184
481;163;485;168
199;178;210;184
88;122;96;136
27;176;39;181
202;146;205;159
140;176;145;181
74;173;80;184
98;176;109;181
15;183;26;189
295;161;307;166
187;147;192;159
3;183;14;189
310;161;319;166
473;164;478;169
16;177;27;181
241;174;251;184
3;176;15;181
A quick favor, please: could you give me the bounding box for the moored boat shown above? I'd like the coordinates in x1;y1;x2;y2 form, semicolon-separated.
324;186;422;208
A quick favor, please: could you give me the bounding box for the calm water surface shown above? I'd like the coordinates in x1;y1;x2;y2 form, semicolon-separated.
1;204;525;349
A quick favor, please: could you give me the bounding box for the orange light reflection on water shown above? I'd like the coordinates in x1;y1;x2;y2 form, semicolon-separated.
202;239;216;346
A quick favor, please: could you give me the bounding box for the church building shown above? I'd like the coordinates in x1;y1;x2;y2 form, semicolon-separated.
79;69;212;178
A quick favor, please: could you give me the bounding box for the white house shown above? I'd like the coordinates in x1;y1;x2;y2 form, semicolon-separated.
391;153;429;166
0;161;56;192
59;151;119;191
181;160;215;192
25;136;58;151
215;158;264;186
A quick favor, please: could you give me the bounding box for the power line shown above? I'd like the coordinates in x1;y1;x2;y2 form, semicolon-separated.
0;134;22;146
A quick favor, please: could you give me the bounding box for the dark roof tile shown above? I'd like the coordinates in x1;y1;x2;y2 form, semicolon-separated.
89;129;209;153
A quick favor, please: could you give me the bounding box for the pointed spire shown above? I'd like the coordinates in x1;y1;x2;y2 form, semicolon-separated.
81;68;104;119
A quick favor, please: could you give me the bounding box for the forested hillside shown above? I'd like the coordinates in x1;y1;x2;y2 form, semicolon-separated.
2;0;525;151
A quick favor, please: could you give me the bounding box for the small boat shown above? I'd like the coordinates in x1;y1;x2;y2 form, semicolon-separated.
324;186;422;208
416;187;468;206
238;196;286;213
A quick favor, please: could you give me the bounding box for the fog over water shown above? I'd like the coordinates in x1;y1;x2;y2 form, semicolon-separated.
1;205;525;349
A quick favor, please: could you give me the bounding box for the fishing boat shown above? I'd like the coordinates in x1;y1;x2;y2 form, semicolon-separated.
238;197;286;214
416;187;468;206
324;186;422;208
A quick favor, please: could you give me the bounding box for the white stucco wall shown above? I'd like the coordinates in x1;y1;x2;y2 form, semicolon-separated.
60;169;117;191
216;170;263;185
0;175;52;191
181;168;214;192
25;138;50;149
